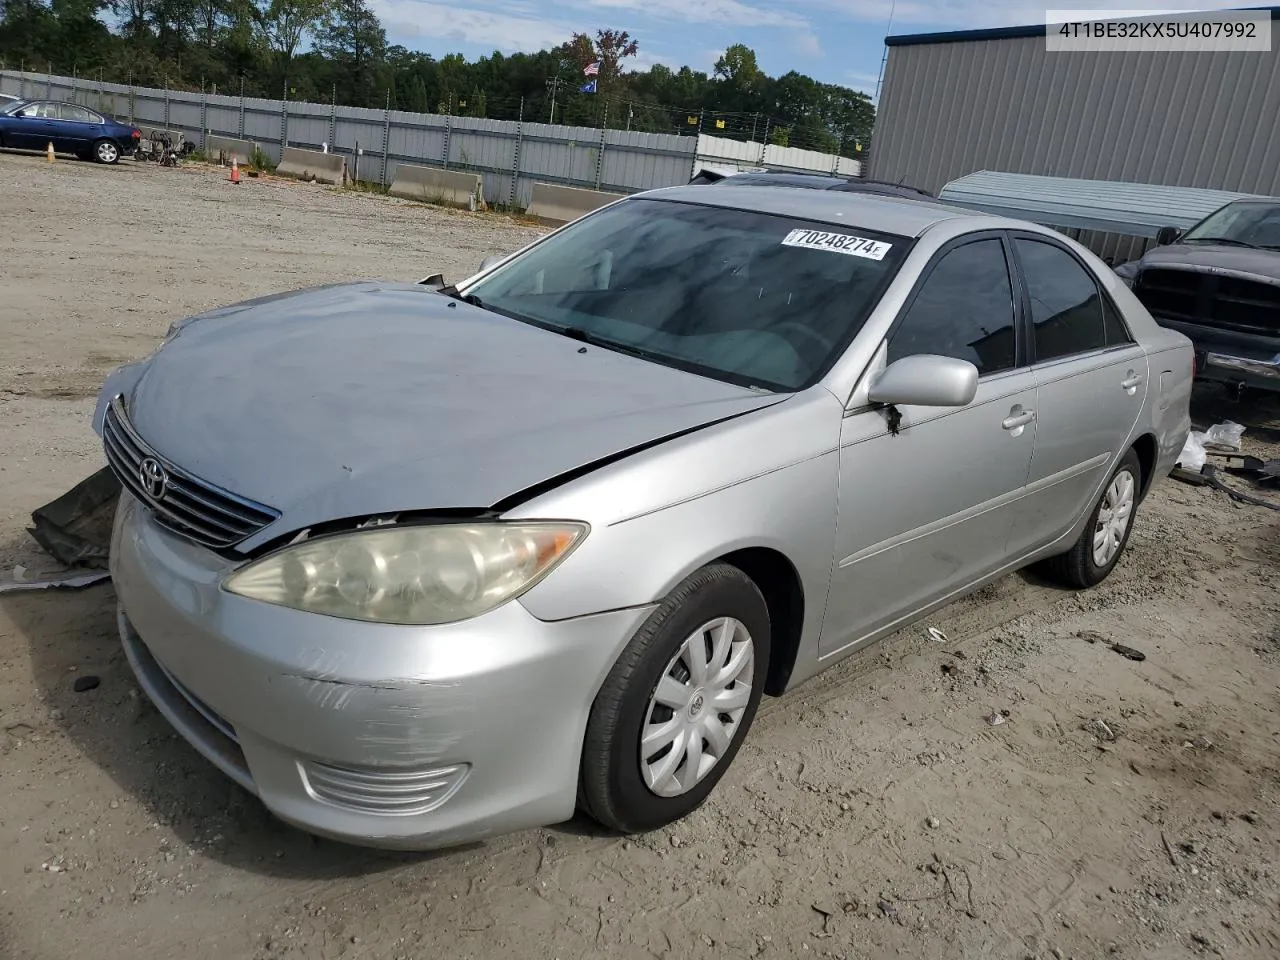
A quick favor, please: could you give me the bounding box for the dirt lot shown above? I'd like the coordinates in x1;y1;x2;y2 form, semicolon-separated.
1;154;1278;960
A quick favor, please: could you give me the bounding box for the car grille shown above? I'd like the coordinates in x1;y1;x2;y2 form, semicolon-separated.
102;396;279;549
300;759;470;816
1135;268;1280;337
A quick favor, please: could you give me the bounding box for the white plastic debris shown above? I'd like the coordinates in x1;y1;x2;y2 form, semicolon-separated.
0;570;111;594
1177;431;1207;472
1203;421;1245;452
927;627;948;643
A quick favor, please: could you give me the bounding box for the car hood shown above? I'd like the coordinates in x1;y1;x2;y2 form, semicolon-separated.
101;282;785;548
1138;243;1280;283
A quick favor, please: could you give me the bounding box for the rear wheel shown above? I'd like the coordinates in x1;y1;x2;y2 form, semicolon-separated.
1039;448;1142;588
580;563;770;833
93;139;120;165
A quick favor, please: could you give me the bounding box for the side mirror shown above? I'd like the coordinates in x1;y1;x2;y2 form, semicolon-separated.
868;355;979;408
478;254;505;273
1155;226;1181;246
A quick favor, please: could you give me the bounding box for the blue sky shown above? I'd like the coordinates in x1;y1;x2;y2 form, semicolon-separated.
367;1;1252;99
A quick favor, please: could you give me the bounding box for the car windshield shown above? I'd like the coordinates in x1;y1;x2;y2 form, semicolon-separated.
1180;201;1280;249
462;198;910;391
1;100;26;115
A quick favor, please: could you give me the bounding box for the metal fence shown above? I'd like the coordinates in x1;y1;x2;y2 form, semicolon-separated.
0;70;858;208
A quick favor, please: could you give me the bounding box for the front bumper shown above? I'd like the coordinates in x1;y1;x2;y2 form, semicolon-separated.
110;493;652;850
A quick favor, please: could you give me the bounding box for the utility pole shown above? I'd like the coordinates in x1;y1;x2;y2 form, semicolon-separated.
626;103;634;131
546;75;562;124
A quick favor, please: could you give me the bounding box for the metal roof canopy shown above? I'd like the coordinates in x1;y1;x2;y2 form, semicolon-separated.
937;171;1267;239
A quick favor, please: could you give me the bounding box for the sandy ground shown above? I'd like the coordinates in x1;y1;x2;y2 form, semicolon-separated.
1;153;1278;960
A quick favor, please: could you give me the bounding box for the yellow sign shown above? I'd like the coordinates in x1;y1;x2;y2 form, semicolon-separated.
715;119;725;129
687;115;698;125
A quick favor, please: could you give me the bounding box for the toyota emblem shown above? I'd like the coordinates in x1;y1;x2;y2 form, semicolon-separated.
138;457;169;501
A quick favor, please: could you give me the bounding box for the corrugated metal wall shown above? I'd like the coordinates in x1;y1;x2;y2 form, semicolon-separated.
869;22;1280;260
0;69;862;209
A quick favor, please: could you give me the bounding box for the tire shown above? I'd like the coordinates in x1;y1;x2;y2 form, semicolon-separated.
580;562;771;834
1039;448;1142;589
93;139;120;165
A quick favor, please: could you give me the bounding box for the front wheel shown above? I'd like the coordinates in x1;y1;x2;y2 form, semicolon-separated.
93;139;120;164
580;562;770;834
1039;449;1142;588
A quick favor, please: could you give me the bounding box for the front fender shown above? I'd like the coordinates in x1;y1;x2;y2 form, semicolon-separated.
509;388;843;666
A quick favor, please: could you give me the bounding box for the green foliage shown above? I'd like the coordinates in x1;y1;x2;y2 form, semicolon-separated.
0;2;873;155
248;143;274;171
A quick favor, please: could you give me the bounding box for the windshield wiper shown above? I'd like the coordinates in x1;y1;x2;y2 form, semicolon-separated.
436;283;484;307
1183;236;1259;249
554;325;661;362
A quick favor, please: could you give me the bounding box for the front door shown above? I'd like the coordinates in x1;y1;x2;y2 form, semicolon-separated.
821;234;1038;658
1004;235;1149;555
9;101;58;150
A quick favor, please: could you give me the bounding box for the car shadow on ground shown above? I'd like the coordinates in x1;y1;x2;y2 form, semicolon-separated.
2;553;614;878
1191;382;1280;443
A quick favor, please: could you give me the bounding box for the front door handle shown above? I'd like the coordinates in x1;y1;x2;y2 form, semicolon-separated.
1121;371;1144;393
1002;410;1036;431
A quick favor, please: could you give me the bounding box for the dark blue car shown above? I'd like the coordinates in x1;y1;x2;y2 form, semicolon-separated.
0;99;141;164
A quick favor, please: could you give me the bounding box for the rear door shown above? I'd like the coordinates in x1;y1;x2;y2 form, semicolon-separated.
1006;233;1148;555
56;103;100;151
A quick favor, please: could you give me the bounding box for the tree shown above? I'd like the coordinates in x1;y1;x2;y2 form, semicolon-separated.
593;28;637;83
253;0;328;81
314;0;384;106
713;43;762;92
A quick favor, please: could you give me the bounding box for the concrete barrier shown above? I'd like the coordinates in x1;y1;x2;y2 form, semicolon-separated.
203;134;257;165
527;182;627;225
388;164;483;209
275;147;347;185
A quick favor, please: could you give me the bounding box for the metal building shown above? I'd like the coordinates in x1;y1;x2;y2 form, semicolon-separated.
869;9;1280;257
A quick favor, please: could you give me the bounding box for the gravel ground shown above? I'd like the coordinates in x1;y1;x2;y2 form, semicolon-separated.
1;153;1278;960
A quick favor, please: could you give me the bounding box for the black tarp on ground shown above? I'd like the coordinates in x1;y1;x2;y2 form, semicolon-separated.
27;467;122;569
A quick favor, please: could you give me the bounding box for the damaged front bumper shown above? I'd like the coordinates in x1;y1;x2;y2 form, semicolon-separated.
110;492;652;850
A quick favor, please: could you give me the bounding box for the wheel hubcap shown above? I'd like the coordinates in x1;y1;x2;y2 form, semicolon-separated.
99;143;117;162
640;617;755;798
1092;468;1135;567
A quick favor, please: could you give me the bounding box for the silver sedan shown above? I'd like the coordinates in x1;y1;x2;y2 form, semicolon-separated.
97;184;1193;850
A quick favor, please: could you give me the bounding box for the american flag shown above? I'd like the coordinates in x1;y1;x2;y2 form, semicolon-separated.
583;60;601;77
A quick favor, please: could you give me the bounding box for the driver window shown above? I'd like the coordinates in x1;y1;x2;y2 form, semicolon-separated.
887;238;1017;376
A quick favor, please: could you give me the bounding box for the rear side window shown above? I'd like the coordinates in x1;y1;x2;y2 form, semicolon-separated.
1016;238;1111;361
1102;296;1132;346
59;104;92;122
887;238;1017;376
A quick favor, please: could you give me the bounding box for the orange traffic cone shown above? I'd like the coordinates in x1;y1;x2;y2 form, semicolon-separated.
230;158;241;184
46;141;55;163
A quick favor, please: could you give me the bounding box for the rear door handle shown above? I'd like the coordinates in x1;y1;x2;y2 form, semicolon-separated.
1121;372;1144;392
1002;411;1036;431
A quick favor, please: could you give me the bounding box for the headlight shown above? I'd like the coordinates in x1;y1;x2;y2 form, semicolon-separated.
223;522;587;625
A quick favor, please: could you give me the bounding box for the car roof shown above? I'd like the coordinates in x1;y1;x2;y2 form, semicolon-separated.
640;183;990;238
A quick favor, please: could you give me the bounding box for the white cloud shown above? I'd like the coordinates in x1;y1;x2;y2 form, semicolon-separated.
369;0;578;52
791;30;825;58
569;0;805;28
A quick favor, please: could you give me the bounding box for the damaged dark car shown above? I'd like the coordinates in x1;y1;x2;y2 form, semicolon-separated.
1117;198;1280;394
